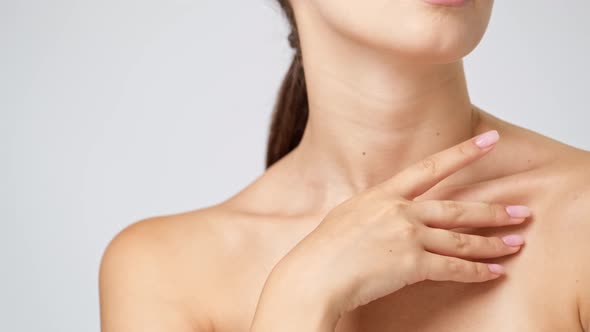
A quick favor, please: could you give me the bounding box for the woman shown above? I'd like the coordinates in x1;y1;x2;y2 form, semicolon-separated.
99;0;590;331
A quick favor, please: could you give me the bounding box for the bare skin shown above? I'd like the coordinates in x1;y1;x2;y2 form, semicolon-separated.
99;1;590;330
99;108;590;332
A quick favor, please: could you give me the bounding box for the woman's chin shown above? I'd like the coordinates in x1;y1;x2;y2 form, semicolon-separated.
378;39;477;64
376;28;485;64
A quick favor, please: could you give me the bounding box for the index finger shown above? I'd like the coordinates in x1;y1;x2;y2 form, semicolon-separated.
382;130;499;199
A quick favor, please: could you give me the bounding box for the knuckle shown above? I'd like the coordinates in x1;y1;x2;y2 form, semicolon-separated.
495;204;511;222
458;142;471;156
391;199;409;213
405;200;424;216
444;200;465;219
482;236;503;253
400;250;421;273
488;204;500;222
452;232;469;251
474;263;488;278
446;258;462;275
490;237;506;251
408;252;427;282
397;223;419;240
420;157;438;176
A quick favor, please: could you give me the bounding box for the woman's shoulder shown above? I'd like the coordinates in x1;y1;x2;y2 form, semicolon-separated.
482;109;590;188
100;202;269;283
99;203;269;330
540;148;590;328
502;115;590;222
518;126;590;327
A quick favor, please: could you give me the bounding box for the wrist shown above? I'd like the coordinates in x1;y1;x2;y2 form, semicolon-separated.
251;258;343;331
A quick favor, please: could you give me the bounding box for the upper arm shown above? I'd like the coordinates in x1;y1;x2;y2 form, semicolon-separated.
99;217;212;332
561;179;590;331
574;204;590;331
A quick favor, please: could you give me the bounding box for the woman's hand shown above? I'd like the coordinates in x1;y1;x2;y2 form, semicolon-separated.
251;130;531;331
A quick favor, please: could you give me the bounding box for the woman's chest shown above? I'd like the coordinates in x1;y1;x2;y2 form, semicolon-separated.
213;231;578;332
340;274;567;332
211;183;583;332
214;251;577;332
335;218;581;332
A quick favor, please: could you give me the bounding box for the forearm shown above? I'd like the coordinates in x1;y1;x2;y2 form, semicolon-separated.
250;260;342;332
250;294;339;332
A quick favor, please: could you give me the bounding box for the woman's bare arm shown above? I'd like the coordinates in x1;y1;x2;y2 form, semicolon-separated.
99;217;213;332
566;173;590;331
536;154;590;332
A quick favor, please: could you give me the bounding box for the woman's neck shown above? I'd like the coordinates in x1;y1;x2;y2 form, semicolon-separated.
288;58;480;207
270;2;485;213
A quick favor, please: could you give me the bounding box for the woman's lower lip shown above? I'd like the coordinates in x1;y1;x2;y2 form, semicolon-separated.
423;0;468;6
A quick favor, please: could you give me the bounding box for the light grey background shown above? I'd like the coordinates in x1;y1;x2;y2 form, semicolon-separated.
1;1;588;331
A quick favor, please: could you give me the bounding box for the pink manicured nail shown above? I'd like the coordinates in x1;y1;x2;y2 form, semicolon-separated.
502;234;525;247
505;205;531;218
474;130;499;149
488;264;505;274
508;217;526;224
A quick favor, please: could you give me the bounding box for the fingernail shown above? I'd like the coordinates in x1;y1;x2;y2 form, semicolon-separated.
474;130;499;149
488;264;505;274
505;205;531;218
508;217;526;224
502;234;525;247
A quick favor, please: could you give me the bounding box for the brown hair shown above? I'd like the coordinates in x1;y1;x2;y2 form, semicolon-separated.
265;0;309;169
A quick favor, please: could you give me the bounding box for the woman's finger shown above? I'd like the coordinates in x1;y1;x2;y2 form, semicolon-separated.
378;130;500;199
408;200;531;229
419;227;524;259
420;252;505;283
